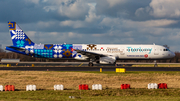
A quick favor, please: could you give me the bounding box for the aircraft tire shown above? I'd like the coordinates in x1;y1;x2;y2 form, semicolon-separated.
88;63;93;67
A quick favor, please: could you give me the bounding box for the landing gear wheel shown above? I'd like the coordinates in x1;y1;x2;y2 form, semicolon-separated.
154;60;158;67
114;61;117;66
88;63;94;67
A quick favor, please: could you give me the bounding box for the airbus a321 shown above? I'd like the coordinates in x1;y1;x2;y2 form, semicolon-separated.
5;22;175;66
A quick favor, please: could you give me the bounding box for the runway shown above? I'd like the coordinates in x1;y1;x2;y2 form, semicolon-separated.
1;62;180;67
1;62;180;71
0;67;180;71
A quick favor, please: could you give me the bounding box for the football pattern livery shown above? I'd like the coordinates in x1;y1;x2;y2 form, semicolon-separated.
7;22;81;59
6;22;175;66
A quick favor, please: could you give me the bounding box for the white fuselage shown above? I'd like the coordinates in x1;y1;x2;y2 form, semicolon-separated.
73;44;175;59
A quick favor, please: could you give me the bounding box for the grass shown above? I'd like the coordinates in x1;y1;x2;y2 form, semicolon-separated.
0;71;180;100
1;71;180;89
132;64;180;67
0;64;6;67
1;89;180;101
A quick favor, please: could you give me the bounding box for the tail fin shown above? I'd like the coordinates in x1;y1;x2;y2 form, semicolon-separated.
8;22;35;48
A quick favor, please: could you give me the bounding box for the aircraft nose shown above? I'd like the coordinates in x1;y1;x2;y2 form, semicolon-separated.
172;52;175;57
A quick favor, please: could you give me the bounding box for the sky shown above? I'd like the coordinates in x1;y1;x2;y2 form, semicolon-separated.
0;0;180;52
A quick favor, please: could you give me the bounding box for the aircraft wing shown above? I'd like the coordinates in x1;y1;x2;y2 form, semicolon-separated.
75;49;107;58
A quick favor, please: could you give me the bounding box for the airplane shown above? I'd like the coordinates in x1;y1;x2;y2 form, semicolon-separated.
5;22;175;66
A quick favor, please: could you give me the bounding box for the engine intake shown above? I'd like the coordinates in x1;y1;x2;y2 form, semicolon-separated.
96;56;116;64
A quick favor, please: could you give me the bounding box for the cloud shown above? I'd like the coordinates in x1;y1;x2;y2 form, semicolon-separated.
50;32;58;35
26;31;36;37
126;19;178;27
25;0;40;4
58;0;89;19
96;0;151;19
60;3;101;28
150;0;180;18
60;20;86;28
136;0;180;18
37;21;57;28
106;0;125;7
1;0;180;52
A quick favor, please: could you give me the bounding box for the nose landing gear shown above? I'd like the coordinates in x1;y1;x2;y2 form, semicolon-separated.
154;60;158;67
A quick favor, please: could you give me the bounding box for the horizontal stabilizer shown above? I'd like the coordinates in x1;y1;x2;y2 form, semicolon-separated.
6;46;25;51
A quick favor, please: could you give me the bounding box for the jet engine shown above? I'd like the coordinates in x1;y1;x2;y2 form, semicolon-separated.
96;56;116;64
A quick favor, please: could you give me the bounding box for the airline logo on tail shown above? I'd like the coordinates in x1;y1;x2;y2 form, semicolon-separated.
8;22;16;30
8;22;34;48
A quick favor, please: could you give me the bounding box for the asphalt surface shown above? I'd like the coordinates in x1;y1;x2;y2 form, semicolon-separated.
1;62;180;71
0;66;180;71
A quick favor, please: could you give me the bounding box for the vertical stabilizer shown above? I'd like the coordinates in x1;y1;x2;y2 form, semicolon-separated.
8;22;35;48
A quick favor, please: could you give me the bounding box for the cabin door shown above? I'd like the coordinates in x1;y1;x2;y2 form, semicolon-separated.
120;47;125;55
154;47;159;55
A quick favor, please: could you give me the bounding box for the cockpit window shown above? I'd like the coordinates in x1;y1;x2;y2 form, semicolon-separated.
163;49;170;51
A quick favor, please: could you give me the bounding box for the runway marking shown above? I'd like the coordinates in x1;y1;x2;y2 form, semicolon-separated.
78;63;83;67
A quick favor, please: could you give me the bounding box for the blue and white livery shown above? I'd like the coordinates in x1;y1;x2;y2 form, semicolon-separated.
5;22;175;66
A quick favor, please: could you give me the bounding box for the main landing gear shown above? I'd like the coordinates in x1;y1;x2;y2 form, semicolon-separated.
88;59;94;67
88;62;93;66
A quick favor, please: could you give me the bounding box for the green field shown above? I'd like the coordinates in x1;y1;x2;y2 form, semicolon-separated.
0;71;180;100
1;89;180;101
132;64;180;67
0;64;6;67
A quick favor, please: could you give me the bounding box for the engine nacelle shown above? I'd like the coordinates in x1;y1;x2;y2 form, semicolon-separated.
97;56;116;64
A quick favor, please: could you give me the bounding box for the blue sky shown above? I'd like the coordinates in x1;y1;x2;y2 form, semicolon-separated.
0;0;180;52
